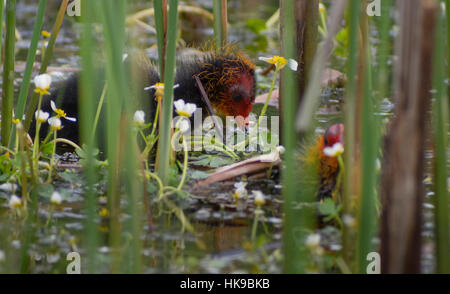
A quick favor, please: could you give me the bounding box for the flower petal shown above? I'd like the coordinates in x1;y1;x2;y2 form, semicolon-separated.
174;99;186;110
50;100;57;112
185;103;197;115
65;116;77;122
288;59;298;71
258;56;271;63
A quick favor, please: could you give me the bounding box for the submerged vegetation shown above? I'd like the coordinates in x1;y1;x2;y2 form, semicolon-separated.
0;0;448;274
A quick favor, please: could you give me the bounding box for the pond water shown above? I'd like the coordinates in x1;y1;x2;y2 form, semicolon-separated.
0;0;443;274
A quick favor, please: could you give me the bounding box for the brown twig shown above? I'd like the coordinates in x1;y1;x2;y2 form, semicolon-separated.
261;64;275;76
194;75;224;142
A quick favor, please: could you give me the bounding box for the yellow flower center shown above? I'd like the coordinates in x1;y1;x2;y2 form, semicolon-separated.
269;56;287;69
154;83;165;97
34;86;50;95
42;30;51;38
99;208;109;217
12;118;20;124
51;125;62;131
55;108;67;118
176;110;191;117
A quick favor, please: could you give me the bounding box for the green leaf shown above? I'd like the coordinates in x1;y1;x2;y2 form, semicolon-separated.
318;198;337;216
245;35;268;53
209;156;235;168
190;155;213;166
41;142;55;156
246;18;267;34
37;184;54;199
146;180;158;195
189;170;210;180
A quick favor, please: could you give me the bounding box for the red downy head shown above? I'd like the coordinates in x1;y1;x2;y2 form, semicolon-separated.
220;71;255;123
323;123;345;148
228;71;255;118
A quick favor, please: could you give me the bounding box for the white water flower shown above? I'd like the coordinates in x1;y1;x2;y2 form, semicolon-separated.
177;119;190;132
305;233;321;249
253;190;266;206
232;182;248;199
50;191;62;205
50;101;77;122
9;195;22;209
0;250;5;262
258;55;298;71
342;214;356;228
34;73;52;95
276;145;286;155
319;2;326;14
323;142;344;158
48;117;62;131
133;110;145;126
144;82;180;97
287;59;298;71
35;110;50;123
174;99;197;118
0;183;18;193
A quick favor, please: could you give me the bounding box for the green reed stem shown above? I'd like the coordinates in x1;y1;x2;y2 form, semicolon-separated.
342;0;361;267
99;0;129;273
1;0;17;146
431;8;449;274
24;0;69;132
91;84;108;140
47;130;57;181
32;94;44;161
281;0;311;274
374;0;392;104
446;0;450;102
11;0;48;147
0;1;4;63
153;0;165;76
245;67;279;148
251;211;260;241
19;188;37;274
213;0;228;48
357;44;378;274
156;0;179;185
123;133;143;274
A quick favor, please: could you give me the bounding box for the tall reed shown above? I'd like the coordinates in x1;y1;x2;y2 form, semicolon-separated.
0;0;4;63
373;0;392;103
79;0;100;274
446;0;450;100
280;0;306;274
23;0;69;132
153;0;166;78
156;0;179;185
98;0;129;272
213;0;228;48
431;5;449;274
342;0;362;267
10;0;48;148
1;0;17;146
356;40;378;274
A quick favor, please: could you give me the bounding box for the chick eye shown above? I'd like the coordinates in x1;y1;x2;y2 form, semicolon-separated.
232;93;243;102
